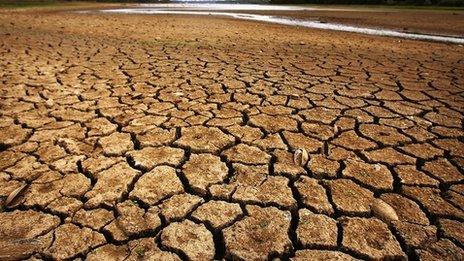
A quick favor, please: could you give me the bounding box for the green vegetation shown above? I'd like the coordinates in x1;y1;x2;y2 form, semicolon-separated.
270;0;464;7
1;0;462;9
0;1;59;8
135;247;146;257
0;0;103;9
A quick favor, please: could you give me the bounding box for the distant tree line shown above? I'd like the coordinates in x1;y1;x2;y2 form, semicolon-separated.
97;0;464;6
269;0;463;6
1;0;462;6
91;0;464;6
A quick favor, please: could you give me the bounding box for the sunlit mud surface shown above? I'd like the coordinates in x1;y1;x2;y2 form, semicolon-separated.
97;4;464;44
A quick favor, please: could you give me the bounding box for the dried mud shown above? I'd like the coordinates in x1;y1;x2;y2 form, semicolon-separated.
0;6;463;261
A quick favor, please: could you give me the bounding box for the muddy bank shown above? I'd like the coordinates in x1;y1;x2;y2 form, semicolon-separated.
250;8;464;36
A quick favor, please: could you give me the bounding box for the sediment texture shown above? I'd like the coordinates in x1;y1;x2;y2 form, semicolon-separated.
0;7;463;260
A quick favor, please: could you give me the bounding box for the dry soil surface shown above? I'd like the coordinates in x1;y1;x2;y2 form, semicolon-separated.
0;5;463;261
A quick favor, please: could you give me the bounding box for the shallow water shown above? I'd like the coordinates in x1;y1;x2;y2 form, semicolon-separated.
96;4;464;44
138;3;304;10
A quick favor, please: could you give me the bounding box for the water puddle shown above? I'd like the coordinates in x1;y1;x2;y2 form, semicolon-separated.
94;4;464;44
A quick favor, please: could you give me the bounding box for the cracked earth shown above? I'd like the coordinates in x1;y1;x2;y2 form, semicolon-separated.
0;6;463;261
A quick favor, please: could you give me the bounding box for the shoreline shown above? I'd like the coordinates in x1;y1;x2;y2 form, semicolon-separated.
3;2;463;36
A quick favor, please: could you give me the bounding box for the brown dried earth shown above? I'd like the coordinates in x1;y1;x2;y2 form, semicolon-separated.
0;3;463;261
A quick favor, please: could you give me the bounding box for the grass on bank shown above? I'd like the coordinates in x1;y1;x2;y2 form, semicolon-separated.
0;1;59;8
0;1;109;9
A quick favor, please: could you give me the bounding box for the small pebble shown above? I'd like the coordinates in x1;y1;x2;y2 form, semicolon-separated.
371;198;399;225
45;99;54;108
293;148;309;167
